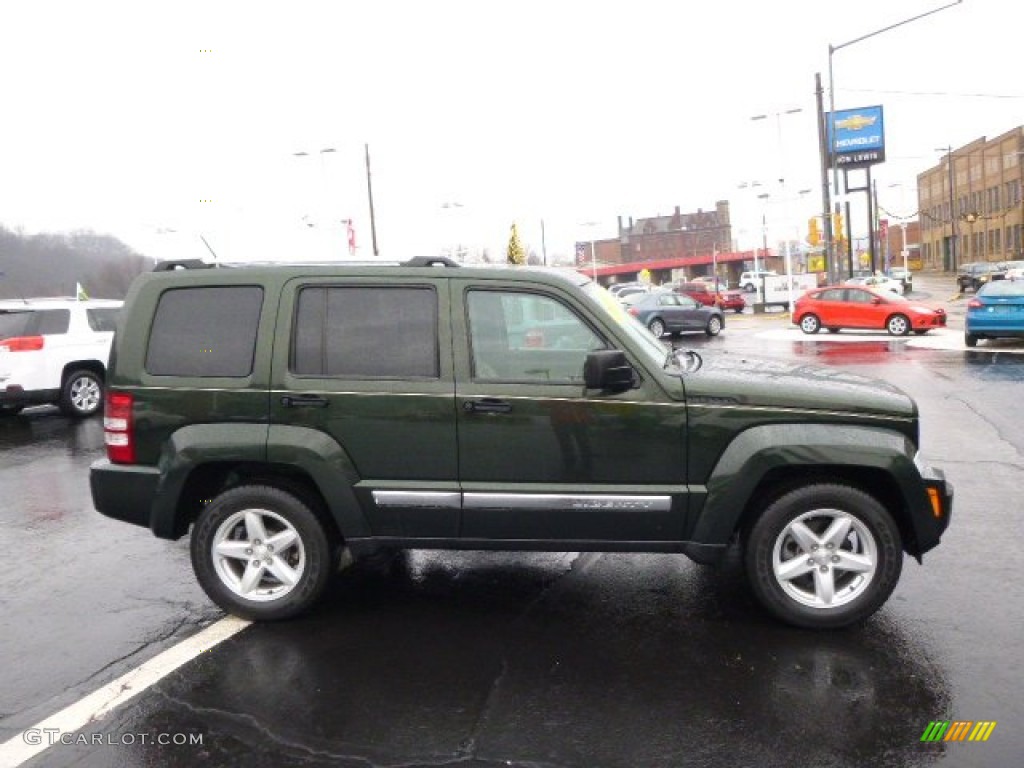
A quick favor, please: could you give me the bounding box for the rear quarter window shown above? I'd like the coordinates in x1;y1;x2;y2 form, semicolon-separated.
145;286;263;377
87;307;121;332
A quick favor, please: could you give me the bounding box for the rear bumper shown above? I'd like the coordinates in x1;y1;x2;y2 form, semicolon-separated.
0;387;59;407
90;459;161;531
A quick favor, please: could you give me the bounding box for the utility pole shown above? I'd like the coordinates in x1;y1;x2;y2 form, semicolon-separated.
365;143;379;257
815;73;834;282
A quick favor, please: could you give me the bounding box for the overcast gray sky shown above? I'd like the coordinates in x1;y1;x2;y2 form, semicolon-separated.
2;0;1020;263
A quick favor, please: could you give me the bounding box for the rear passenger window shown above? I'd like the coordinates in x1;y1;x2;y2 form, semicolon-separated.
146;287;263;377
36;309;70;335
292;286;438;378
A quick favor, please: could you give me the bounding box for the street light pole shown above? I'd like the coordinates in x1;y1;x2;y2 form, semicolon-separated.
826;0;963;280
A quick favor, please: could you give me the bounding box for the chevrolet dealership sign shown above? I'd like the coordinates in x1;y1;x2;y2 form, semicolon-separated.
827;105;886;168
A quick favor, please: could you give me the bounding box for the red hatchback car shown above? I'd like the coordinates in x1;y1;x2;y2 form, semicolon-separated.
793;286;947;336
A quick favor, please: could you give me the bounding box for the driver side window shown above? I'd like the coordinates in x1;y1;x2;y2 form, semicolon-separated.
467;290;604;382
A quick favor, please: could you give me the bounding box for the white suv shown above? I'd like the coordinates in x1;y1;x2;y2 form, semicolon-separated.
739;270;777;292
0;298;122;417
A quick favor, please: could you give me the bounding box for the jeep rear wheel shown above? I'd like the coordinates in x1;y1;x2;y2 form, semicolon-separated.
59;370;103;417
744;484;902;629
191;485;332;621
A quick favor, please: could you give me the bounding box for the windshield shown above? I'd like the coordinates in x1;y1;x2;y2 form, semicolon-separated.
582;283;669;368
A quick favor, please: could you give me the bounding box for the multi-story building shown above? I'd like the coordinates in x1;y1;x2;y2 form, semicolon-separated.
918;125;1023;271
575;201;763;285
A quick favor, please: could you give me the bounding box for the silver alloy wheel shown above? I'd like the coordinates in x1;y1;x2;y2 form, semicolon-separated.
771;509;877;609
211;508;306;602
70;375;101;413
706;316;722;335
887;314;910;336
799;314;820;334
649;318;665;337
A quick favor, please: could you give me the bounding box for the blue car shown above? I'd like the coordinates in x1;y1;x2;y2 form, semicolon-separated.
965;278;1024;347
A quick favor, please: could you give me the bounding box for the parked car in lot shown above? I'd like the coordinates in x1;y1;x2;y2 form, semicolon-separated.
674;281;746;313
692;275;728;290
956;262;1004;293
607;281;645;296
794;286;946;336
886;267;913;292
0;297;122;416
965;277;1024;347
739;270;777;292
613;285;651;304
1001;260;1024;281
623;290;724;337
91;256;951;629
845;275;903;295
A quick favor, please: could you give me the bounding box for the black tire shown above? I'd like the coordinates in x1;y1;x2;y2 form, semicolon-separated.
648;318;666;337
705;315;723;336
743;283;754;293
886;314;911;336
59;369;103;417
744;483;903;629
0;405;25;417
827;328;840;334
799;314;821;334
965;333;978;348
191;485;333;621
733;307;744;314
913;329;928;336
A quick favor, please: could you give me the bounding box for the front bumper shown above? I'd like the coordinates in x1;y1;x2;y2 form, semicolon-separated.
914;461;953;556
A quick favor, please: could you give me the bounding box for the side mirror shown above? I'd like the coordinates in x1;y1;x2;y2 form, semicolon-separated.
584;350;635;392
871;297;883;305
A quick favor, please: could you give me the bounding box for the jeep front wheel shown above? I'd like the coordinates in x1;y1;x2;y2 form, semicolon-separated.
191;485;332;621
745;484;902;629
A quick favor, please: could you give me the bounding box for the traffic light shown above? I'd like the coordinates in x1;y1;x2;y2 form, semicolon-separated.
832;212;846;243
808;217;821;246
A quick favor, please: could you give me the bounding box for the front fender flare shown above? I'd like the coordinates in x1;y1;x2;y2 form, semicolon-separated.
687;423;930;553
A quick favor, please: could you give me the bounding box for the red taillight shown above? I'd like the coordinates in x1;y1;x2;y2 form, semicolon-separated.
628;307;639;316
967;299;982;309
104;392;135;464
0;335;45;352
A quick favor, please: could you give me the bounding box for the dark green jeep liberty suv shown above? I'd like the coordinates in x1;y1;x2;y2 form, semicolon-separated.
91;257;952;629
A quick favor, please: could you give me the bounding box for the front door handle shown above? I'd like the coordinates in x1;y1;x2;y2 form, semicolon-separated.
281;394;329;408
463;398;512;414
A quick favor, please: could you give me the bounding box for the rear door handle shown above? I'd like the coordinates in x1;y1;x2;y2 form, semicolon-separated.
463;398;512;414
281;394;329;408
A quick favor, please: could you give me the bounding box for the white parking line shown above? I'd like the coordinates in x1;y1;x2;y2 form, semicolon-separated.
0;616;249;768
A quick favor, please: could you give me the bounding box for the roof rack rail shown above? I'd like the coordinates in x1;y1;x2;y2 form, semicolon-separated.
153;259;215;272
402;256;461;268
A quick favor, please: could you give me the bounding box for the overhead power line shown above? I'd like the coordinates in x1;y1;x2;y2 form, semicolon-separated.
842;87;1024;100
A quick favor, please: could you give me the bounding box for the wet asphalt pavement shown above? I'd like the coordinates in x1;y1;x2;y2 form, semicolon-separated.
1;273;1022;767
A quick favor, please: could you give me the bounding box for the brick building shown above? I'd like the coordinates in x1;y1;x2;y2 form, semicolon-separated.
918;125;1023;271
575;201;763;285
